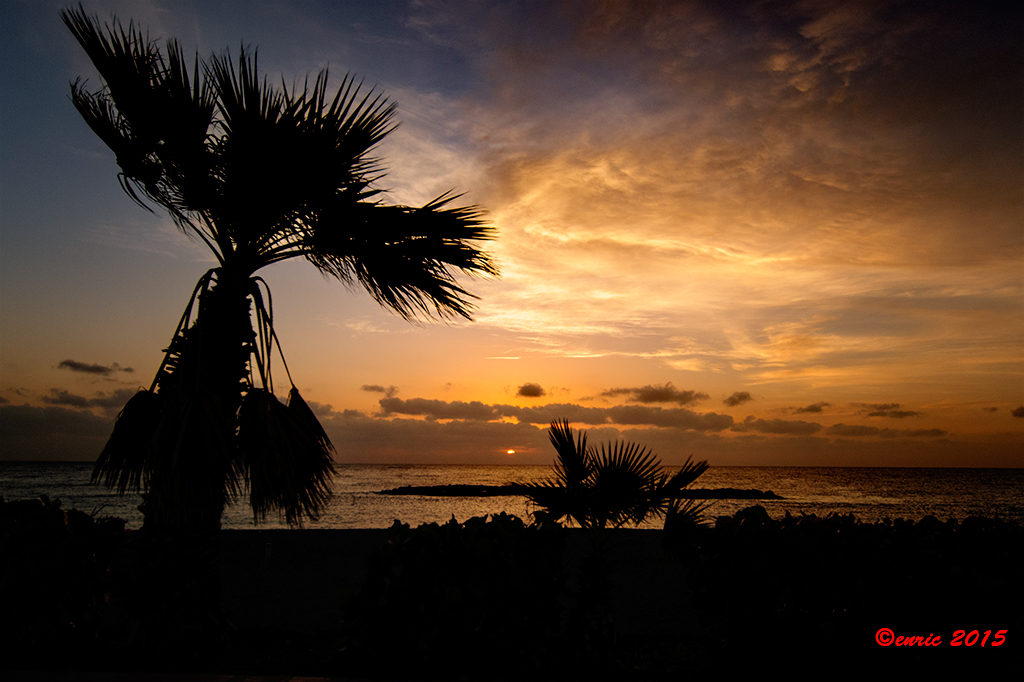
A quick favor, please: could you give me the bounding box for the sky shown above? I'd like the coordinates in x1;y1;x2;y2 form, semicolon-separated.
1;0;1022;467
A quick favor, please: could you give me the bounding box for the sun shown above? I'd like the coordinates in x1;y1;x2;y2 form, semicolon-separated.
507;450;516;455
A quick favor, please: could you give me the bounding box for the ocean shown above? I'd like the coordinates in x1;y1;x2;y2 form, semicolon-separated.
2;461;1023;529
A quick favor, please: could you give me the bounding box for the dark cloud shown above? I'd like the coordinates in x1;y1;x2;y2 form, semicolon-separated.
495;403;616;427
304;400;338;417
723;391;753;407
794;402;831;414
1013;406;1024;418
57;359;133;375
981;407;998;413
826;424;947;438
40;387;136;416
516;382;546;398
361;384;398;398
378;397;498;421
0;404;112;461
855;403;902;411
600;382;708;405
604;405;733;431
731;416;822;436
851;402;921;418
374;396;733;432
86;388;137;411
867;410;922;419
41;389;90;408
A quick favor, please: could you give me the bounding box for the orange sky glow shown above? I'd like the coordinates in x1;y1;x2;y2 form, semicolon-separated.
1;1;1021;467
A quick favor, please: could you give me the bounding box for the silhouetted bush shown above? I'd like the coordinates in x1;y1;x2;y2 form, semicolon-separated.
681;507;1024;670
341;512;566;678
0;496;131;669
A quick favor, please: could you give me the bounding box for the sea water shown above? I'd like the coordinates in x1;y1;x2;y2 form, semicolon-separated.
2;462;1022;529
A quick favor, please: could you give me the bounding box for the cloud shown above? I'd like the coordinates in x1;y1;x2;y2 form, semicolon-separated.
0;404;113;461
600;382;708;405
731;416;822;436
603;405;733;431
304;400;338;417
86;388;139;413
981;407;998;413
40;387;137;417
516;382;546;398
794;402;831;413
867;410;922;419
826;424;948;438
378;397;499;421
362;384;398;398
723;391;754;407
1013;406;1024;418
41;389;90;408
57;359;133;375
854;403;902;411
374;396;735;432
851;402;921;418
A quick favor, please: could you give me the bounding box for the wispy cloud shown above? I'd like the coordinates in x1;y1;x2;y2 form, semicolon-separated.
57;359;134;376
826;424;948;438
362;384;399;398
793;402;831;414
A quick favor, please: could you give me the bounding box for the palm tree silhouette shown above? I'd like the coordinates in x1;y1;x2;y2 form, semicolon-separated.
523;420;709;533
62;7;497;535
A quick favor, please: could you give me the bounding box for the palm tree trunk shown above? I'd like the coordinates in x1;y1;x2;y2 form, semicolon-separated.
131;267;255;655
141;266;254;536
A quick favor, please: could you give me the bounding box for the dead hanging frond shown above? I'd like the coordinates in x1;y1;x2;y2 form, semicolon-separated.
248;275;297;393
91;388;165;493
240;275;334;525
237;387;335;525
248;277;275;393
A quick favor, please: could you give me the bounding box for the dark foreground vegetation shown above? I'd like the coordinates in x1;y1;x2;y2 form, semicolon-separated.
3;496;1021;678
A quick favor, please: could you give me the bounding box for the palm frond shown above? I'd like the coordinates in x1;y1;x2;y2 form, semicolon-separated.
91;388;164;494
519;420;594;527
547;418;591;489
661;456;710;499
302;193;497;320
238;387;335;525
589;440;665;529
521;421;710;531
664;496;714;532
62;5;219;243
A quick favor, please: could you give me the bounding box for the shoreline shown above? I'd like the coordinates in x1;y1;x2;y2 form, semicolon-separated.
374;483;784;498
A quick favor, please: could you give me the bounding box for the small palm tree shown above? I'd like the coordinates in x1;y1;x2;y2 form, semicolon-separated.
522;419;709;532
521;420;709;652
62;6;497;535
